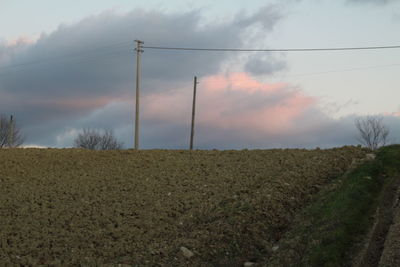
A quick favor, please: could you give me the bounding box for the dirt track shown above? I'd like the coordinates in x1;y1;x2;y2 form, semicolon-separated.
0;147;366;265
354;176;400;267
378;181;400;266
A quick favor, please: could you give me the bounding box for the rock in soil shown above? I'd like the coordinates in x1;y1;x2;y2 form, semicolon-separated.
180;246;194;258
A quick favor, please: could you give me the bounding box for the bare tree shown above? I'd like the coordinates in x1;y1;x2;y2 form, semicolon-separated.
0;114;25;148
74;128;123;150
355;116;389;150
99;129;123;150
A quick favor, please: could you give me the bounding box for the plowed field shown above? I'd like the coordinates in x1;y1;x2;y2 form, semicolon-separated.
0;147;366;266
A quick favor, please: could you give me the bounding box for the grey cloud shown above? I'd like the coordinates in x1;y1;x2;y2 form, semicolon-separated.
381;116;400;144
288;0;396;6
0;7;283;147
21;94;400;150
393;12;400;21
139;112;400;150
0;40;29;63
11;6;400;150
345;0;396;5
244;54;287;76
22;101;133;147
235;5;282;31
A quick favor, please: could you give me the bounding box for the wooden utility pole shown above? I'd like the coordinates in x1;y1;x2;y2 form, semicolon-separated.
134;40;144;150
0;116;2;144
8;115;14;147
190;76;198;150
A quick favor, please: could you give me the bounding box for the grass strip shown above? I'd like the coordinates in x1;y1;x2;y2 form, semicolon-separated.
266;145;400;267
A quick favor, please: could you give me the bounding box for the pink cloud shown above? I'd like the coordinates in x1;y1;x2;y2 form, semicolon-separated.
384;112;400;117
202;72;287;93
142;72;317;135
143;90;191;122
6;36;38;47
1;35;38;64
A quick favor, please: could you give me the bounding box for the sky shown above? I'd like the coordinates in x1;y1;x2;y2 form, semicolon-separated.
0;0;399;149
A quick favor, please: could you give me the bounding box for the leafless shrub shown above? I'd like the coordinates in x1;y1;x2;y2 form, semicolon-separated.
355;116;389;150
0;114;25;148
74;129;123;150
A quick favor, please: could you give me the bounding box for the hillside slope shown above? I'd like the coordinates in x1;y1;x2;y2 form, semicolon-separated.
265;145;400;267
0;147;366;266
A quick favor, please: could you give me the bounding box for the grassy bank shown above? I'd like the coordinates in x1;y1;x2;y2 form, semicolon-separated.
266;145;400;266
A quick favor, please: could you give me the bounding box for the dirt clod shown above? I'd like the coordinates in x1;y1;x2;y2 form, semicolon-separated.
180;247;194;258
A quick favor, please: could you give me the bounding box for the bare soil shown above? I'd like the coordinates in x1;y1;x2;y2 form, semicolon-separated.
0;147;366;266
378;181;400;266
354;176;400;267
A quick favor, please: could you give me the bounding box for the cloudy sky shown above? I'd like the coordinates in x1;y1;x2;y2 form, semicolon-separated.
0;0;399;149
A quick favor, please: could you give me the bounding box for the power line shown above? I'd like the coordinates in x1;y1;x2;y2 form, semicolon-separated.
199;63;400;84
0;40;132;72
143;45;400;52
0;50;130;78
1;41;400;74
286;63;400;77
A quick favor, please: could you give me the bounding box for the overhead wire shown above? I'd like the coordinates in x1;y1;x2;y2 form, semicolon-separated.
142;44;400;52
199;63;400;84
0;40;132;72
0;41;400;75
0;49;131;78
285;63;400;77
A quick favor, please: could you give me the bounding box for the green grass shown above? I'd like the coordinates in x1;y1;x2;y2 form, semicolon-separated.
267;145;400;267
305;159;383;266
376;144;400;175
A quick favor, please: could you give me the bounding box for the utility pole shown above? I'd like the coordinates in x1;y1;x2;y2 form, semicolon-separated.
190;76;199;150
8;115;14;147
134;40;144;150
0;116;2;145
